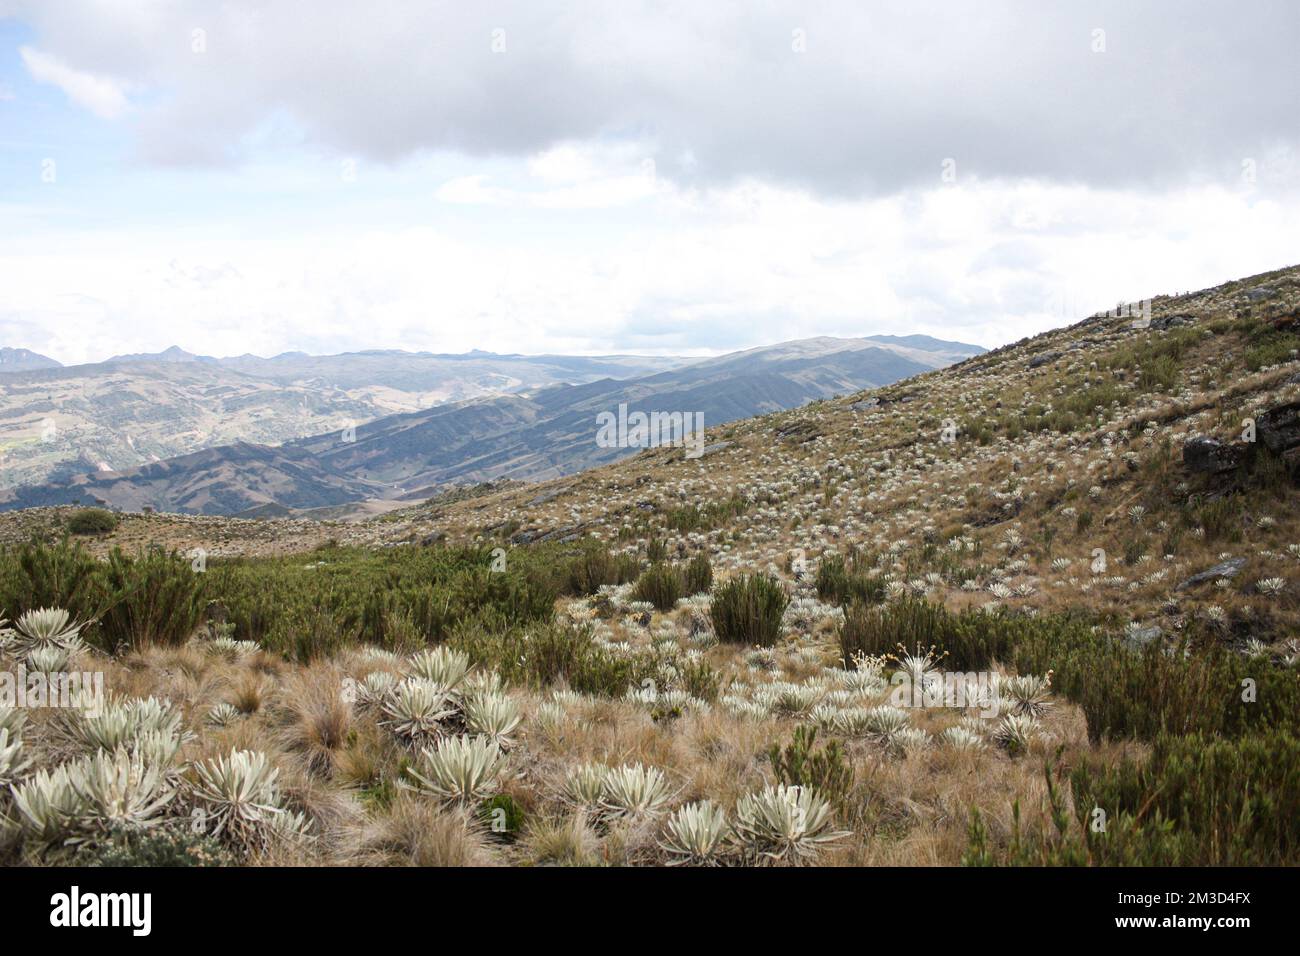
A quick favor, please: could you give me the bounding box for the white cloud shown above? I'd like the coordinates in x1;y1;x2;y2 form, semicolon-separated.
19;45;128;119
4;177;1297;365
5;1;1298;192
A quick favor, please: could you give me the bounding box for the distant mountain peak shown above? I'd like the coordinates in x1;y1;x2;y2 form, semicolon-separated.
105;345;211;364
0;347;62;373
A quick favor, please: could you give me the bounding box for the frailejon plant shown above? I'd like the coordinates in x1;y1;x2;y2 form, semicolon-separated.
381;678;457;745
62;696;185;754
189;749;310;855
599;763;673;820
561;762;609;811
406;646;471;690
659;800;730;865
731;784;846;865
0;728;31;789
9;763;84;848
12;607;84;655
462;692;522;746
404;734;507;805
67;748;176;840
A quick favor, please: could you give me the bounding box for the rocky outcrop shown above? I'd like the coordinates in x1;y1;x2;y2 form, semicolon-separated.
1183;399;1300;485
1183;437;1243;474
1176;557;1247;591
1257;400;1300;454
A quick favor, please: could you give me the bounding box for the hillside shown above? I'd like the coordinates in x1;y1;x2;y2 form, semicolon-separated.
2;265;1298;870
0;335;975;515
0;348;689;491
19;264;1297;637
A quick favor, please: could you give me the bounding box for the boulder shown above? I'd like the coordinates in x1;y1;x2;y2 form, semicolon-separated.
1256;400;1300;455
1182;436;1243;474
1176;557;1247;591
1028;351;1062;369
1150;313;1196;330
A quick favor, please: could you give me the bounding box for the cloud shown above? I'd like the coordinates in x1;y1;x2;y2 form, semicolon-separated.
5;1;1298;194
19;45;128;119
4;177;1297;365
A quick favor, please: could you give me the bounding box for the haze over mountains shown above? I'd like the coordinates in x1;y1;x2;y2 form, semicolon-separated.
0;346;692;491
0;334;983;517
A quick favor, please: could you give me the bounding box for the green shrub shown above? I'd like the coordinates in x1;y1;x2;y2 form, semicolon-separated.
967;733;1300;866
710;573;788;646
678;655;721;702
96;548;207;654
478;794;526;842
78;825;233;867
768;726;853;808
836;599;1300;745
204;544;558;653
815;552;885;606
1073;732;1300;865
0;537;106;626
633;562;682;611
682;553;713;595
67;508;118;535
838;598;1016;671
563;543;639;596
449;620;658;696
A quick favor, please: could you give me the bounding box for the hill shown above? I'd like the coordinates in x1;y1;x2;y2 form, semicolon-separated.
2;266;1297;869
0;335;976;515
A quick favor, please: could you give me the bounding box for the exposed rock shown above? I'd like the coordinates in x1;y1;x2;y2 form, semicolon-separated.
1182;436;1243;474
850;398;880;411
1150;313;1196;330
526;486;567;507
699;441;733;457
1123;624;1163;651
1244;286;1276;303
1028;351;1061;369
1256;400;1300;455
1176;557;1247;591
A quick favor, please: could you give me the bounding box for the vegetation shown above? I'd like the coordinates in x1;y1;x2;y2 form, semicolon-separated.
66;508;118;535
710;573;789;646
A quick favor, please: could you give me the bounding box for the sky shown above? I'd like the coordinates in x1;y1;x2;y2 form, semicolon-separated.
0;0;1297;367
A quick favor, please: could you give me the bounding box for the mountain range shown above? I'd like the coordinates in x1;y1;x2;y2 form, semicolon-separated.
0;346;692;491
0;334;983;516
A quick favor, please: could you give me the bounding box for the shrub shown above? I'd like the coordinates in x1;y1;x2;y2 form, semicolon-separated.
450;621;659;697
563;543;639;596
710;573;788;646
682;553;713;595
838;598;1016;671
478;794;525;842
79;825;233;867
67;508;118;535
768;726;853;807
96;548;207;654
633;563;682;611
966;733;1300;866
815;552;885;606
0;538;105;629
